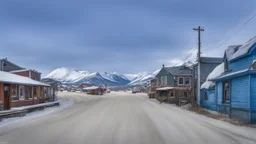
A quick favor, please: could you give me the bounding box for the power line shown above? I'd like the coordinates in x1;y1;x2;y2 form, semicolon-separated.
202;0;256;51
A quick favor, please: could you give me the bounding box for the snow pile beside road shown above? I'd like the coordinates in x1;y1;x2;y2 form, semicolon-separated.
181;103;192;109
0;98;74;128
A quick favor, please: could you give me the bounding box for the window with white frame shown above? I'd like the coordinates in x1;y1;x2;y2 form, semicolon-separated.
178;77;184;85
185;77;190;85
19;85;25;100
12;85;18;101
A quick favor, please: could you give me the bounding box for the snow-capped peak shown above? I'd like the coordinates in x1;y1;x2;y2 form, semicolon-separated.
45;67;70;81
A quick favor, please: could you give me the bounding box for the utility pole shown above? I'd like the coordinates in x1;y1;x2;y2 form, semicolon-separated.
193;26;204;106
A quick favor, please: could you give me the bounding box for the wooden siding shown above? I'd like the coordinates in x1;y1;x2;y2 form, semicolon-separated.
229;55;252;72
231;75;250;109
251;75;256;111
216;81;223;105
0;84;3;110
200;89;216;111
156;68;174;86
0;59;23;72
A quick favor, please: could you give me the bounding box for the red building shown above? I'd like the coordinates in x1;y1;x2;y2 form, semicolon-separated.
10;69;41;81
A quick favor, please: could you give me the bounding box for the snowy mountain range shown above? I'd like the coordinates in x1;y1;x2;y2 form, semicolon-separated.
127;69;161;85
44;67;131;86
43;67;161;86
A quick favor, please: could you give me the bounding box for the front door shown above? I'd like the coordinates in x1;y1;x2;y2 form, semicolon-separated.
4;84;10;110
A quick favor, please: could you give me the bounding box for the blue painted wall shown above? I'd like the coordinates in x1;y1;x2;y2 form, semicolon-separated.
231;75;250;109
216;81;223;105
229;55;252;72
251;75;256;111
200;89;216;111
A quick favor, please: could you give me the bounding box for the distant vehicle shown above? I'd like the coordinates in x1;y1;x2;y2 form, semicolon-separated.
132;90;136;94
71;89;76;92
107;90;110;93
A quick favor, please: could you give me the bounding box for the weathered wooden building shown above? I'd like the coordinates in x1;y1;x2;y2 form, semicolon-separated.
151;65;193;104
0;71;51;110
201;37;256;123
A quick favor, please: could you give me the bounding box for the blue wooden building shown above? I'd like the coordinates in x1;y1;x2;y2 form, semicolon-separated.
201;37;256;123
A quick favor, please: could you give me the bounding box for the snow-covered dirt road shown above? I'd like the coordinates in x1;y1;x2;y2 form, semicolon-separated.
0;91;256;144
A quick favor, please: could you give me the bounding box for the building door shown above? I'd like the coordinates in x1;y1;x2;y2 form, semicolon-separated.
4;84;10;110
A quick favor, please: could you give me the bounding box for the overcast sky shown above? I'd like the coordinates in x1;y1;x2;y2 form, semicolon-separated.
1;0;256;77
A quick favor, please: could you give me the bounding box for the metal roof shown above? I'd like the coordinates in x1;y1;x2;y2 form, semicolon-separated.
200;57;223;63
164;66;192;76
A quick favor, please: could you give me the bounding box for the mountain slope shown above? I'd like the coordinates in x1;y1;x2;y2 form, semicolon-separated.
44;68;130;86
127;69;160;85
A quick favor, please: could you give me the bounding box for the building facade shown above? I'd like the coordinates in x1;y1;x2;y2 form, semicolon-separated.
201;37;256;123
151;65;193;104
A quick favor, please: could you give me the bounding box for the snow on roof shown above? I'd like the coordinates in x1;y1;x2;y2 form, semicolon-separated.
83;86;100;90
201;63;224;89
230;36;256;61
225;45;242;61
0;71;50;86
217;69;248;79
10;69;41;74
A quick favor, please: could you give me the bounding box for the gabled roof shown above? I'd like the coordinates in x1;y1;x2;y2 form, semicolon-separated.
200;57;223;63
226;36;256;61
164;66;192;76
0;71;49;86
224;45;242;61
0;58;24;69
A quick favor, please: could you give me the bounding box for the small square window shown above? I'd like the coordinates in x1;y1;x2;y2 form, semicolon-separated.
178;78;184;85
184;91;188;97
185;78;190;85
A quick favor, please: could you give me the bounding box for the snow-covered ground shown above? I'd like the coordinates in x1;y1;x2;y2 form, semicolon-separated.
0;93;75;128
1;92;256;144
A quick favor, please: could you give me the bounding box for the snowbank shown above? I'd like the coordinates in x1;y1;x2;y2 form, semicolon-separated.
201;62;224;89
181;103;192;109
0;99;74;128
